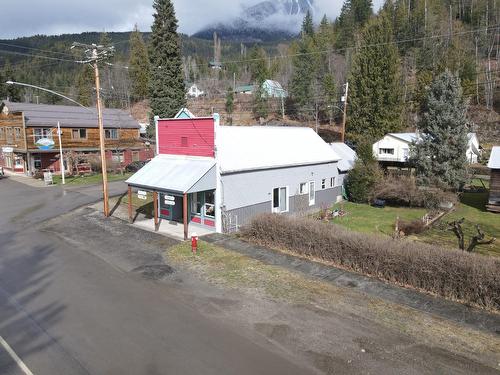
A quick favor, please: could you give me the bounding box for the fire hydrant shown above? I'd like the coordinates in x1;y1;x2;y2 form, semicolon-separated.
191;233;198;254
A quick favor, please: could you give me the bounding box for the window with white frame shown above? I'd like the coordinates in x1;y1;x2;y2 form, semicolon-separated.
0;127;4;139
105;129;119;139
111;151;124;163
204;191;215;218
299;182;308;195
14;127;22;139
330;177;336;187
191;192;202;215
6;127;14;142
321;179;326;189
272;187;289;213
379;148;394;155
34;128;52;142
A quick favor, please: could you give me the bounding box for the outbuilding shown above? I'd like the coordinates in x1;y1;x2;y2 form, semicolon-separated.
487;146;500;213
126;115;343;238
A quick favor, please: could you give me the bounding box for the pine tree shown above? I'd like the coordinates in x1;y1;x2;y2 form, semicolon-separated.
225;87;234;125
335;0;373;49
128;25;150;101
2;63;22;102
75;64;94;107
248;47;269;121
411;70;469;190
347;15;403;142
302;10;314;38
148;0;186;135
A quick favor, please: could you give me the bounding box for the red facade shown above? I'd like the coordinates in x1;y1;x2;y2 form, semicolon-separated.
157;118;215;157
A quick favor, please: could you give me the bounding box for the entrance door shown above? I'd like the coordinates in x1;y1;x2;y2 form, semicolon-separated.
309;181;315;206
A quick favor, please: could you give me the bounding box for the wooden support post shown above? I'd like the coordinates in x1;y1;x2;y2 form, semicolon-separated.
153;191;159;232
128;186;133;223
183;193;188;241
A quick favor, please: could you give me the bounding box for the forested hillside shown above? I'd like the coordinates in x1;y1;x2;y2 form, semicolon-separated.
0;0;498;142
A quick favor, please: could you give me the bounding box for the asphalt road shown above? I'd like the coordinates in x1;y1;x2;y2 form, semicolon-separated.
0;177;314;375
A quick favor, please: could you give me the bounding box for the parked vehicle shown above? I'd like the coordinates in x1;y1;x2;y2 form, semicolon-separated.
0;166;4;179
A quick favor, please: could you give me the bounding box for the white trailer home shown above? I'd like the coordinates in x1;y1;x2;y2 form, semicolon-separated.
373;132;481;165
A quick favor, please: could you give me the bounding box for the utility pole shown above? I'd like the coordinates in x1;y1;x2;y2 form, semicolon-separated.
57;121;65;185
341;82;349;143
72;42;114;217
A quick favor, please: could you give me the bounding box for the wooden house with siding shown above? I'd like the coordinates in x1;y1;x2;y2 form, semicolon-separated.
0;101;154;175
487;146;500;213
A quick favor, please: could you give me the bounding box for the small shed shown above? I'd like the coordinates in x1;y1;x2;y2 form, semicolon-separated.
487;146;500;213
262;80;288;98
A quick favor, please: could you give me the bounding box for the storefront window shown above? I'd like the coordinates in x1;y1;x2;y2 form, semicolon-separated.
204;191;215;218
14;156;23;168
34;155;42;170
191;192;202;215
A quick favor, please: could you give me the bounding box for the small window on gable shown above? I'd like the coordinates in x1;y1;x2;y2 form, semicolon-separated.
379;148;394;155
321;179;326;189
181;137;188;147
330;177;335;187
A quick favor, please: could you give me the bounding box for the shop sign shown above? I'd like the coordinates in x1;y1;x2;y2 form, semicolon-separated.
1;147;13;153
137;190;147;200
164;200;175;206
35;138;55;151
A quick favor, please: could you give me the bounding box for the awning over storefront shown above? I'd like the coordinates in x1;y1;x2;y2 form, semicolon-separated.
126;154;216;194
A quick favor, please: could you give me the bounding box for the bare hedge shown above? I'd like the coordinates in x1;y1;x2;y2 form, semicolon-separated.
241;214;500;311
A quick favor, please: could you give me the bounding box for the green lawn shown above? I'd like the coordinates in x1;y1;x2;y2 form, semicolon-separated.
52;172;133;186
331;201;427;236
333;192;500;256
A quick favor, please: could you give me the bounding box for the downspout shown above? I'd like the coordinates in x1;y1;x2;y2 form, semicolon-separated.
214;113;223;233
154;115;159;156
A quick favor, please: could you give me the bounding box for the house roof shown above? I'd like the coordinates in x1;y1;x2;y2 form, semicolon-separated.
235;85;254;92
488;147;500;169
263;80;284;90
330;142;357;172
126;154;216;193
217;126;340;174
2;101;140;129
387;132;477;144
174;108;196;119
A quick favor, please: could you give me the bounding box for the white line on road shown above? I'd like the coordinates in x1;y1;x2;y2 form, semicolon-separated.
0;335;34;375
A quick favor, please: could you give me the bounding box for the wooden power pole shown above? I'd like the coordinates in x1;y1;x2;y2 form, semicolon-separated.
341;82;349;143
72;42;114;217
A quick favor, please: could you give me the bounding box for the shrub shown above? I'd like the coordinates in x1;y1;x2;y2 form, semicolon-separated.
241;214;500;311
398;219;426;235
373;175;458;209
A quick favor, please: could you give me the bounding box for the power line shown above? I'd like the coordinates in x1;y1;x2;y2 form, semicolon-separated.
0;41;76;57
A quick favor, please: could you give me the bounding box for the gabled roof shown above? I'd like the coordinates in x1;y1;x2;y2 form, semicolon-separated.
330;142;357;172
174;108;196;119
217;126;340;174
235;85;254;92
2;101;139;129
126;154;216;193
263;80;284;90
387;132;478;145
488;147;500;169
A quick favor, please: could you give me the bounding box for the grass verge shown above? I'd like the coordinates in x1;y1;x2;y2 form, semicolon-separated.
52;172;132;186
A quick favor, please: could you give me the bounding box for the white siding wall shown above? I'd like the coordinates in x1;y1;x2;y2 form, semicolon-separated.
221;162;340;211
373;136;410;163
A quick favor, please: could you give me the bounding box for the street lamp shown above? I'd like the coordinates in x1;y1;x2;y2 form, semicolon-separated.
5;81;109;215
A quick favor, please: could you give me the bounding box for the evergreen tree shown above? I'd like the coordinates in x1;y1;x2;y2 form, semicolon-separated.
225;87;234;125
128;25;150;101
75;64;94;107
345;141;382;202
148;0;186;135
335;0;373;49
2;63;22;102
302;10;314;38
248;47;269;120
411;70;469;190
347;15;403;142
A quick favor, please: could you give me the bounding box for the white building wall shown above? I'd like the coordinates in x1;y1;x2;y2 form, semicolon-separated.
221;162;340;211
373;136;410;163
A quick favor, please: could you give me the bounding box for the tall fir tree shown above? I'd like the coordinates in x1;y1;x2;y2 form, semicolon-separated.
335;0;373;49
148;0;186;136
225;86;234;125
411;70;469;190
302;10;314;38
248;47;270;120
347;15;403;142
128;25;150;101
75;64;94;107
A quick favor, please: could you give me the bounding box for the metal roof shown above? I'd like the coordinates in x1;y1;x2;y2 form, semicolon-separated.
488;147;500;169
330;142;357;172
2;101;140;129
126;154;216;193
217;126;340;174
388;132;477;144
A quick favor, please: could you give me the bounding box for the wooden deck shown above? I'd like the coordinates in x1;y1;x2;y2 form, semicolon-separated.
486;204;500;213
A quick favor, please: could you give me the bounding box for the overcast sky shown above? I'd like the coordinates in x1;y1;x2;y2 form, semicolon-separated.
1;0;384;39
